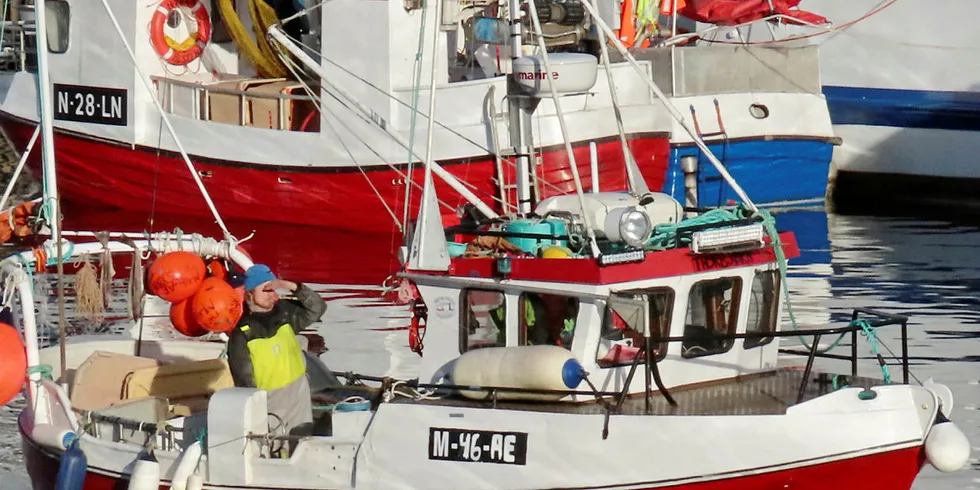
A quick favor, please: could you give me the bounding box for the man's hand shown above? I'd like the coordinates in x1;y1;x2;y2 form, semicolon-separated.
267;279;298;292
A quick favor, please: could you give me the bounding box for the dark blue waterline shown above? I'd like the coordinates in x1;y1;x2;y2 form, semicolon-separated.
663;139;834;209
824;85;980;131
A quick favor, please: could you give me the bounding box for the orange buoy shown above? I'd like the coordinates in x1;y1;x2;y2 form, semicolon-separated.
169;299;208;337
148;251;206;303
0;201;37;244
11;201;36;239
207;259;227;280
191;277;243;334
0;322;26;406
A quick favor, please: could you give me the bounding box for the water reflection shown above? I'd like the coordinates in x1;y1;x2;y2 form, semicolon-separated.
774;208;980;488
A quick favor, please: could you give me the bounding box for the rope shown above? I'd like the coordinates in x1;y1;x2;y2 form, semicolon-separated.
271;45;404;229
644;206;748;250
215;0;288;77
24;238;75;268
1;268;26;310
643;203;849;353
286;34;572;202
382;380;442;402
854;318;892;385
27;364;54;381
756;206;848;353
402;1;428;241
98;0;236;241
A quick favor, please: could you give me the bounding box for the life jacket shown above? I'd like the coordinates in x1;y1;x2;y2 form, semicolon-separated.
240;323;306;391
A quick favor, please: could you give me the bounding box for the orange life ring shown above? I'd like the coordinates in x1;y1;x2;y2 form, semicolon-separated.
149;0;212;66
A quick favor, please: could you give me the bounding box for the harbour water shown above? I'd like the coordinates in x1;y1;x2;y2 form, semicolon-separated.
1;204;980;488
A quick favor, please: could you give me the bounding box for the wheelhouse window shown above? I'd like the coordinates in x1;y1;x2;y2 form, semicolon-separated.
744;270;779;349
519;293;578;349
46;1;71;54
681;277;741;358
596;288;673;367
460;289;506;352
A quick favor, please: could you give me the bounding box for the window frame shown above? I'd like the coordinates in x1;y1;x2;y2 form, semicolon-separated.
595;287;674;368
458;288;507;353
518;292;580;349
744;269;780;349
45;0;71;54
681;277;742;359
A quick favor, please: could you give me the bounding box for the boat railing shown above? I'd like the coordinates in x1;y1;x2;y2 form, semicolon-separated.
71;308;911;448
0;20;35;73
151;75;321;132
332;308;912;415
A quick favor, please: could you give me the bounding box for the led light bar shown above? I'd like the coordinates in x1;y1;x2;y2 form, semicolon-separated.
690;224;765;254
598;249;646;266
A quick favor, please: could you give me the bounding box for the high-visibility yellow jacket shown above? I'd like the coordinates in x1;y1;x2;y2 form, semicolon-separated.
227;283;327;390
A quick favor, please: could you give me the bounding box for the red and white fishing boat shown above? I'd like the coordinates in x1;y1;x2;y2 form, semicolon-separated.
0;0;844;234
0;0;671;233
1;2;972;488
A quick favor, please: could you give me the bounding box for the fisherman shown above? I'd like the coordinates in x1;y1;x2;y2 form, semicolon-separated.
523;294;577;348
227;264;327;456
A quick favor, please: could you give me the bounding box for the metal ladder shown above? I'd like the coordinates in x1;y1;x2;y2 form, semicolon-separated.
486;86;541;215
689;98;732;205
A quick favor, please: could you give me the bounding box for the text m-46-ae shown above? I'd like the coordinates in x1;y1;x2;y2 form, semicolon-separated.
428;427;528;465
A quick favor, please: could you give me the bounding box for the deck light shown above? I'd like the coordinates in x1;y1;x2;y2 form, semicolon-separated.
690;223;765;254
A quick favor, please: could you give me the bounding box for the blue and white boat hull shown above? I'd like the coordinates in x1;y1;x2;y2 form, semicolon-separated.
661;91;838;209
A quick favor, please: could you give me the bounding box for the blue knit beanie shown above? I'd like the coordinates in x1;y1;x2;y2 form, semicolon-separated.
244;264;276;291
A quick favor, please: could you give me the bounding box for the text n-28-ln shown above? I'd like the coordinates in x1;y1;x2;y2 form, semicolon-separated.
428;427;528;465
53;84;128;126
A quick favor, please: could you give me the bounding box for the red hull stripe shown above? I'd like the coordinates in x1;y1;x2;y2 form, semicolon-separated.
0;113;670;232
20;413;925;490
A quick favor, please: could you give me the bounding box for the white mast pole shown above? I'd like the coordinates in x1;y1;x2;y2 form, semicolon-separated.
32;0;70;383
34;0;58;238
506;0;534;215
415;0;441;264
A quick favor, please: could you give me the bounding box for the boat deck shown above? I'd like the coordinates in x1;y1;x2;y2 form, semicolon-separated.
379;367;883;416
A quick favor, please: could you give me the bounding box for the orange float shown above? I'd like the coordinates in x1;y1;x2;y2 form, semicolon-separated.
148;251;206;302
0;201;37;244
149;0;212;66
206;259;227;280
169;299;208;337
191;277;243;333
0;322;26;406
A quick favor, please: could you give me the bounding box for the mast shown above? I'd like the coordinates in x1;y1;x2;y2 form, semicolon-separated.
34;0;58;238
507;0;533;215
33;0;68;379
